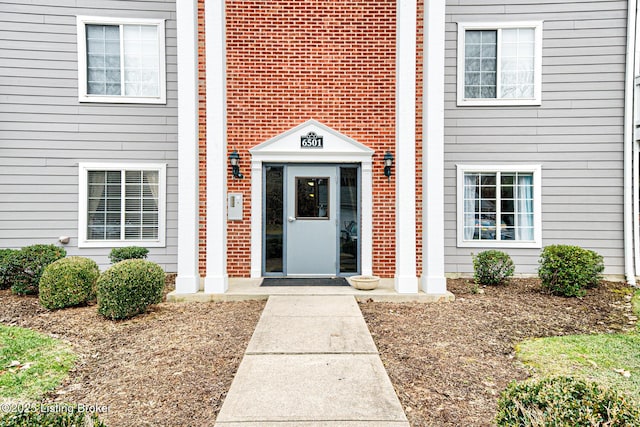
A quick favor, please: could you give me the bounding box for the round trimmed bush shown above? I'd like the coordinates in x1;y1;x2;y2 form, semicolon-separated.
97;259;165;320
39;256;100;310
496;376;640;426
538;244;604;297
472;250;515;286
0;404;108;427
108;246;149;264
5;244;67;295
0;248;18;290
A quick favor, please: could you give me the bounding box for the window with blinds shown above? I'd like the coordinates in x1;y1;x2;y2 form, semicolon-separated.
80;164;166;247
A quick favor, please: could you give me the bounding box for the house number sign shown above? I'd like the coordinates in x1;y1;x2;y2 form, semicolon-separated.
300;132;324;149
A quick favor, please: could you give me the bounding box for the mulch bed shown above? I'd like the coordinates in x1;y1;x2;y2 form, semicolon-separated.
0;287;265;427
0;277;636;426
360;278;637;427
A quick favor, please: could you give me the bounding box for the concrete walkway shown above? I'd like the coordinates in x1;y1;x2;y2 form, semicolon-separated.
214;295;409;426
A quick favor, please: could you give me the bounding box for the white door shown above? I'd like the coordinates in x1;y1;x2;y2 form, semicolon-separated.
286;165;337;276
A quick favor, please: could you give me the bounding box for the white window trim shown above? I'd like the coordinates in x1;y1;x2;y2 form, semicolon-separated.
456;21;543;107
456;164;542;248
76;16;167;104
78;162;167;248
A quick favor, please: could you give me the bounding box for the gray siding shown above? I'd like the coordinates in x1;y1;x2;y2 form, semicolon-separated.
445;0;627;275
0;0;178;271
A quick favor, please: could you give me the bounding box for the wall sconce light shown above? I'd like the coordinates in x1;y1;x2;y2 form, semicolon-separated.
229;150;244;179
383;151;394;181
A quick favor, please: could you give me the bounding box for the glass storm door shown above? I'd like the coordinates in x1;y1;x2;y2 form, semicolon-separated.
286;165;338;276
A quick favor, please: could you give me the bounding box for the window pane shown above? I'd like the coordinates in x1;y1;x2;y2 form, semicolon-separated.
265;166;284;273
86;25;121;96
480;86;496;98
340;168;358;273
87;170;121;240
142;227;158;239
465;86;480;98
500;28;535;99
143;213;158;225
464;172;497;240
122;169;159;240
515;173;534;240
296;177;329;219
464;30;497;99
123;25;160;97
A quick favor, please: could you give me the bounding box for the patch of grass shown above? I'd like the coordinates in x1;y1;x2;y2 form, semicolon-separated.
517;333;640;401
633;287;640;332
0;325;76;402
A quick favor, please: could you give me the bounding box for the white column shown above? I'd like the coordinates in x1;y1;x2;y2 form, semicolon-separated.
361;160;374;276
395;0;418;294
422;0;447;294
250;159;262;278
174;0;201;293
204;0;228;293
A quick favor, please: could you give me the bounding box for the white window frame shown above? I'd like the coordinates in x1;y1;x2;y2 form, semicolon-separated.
76;16;167;104
457;21;543;106
78;162;167;248
456;164;542;248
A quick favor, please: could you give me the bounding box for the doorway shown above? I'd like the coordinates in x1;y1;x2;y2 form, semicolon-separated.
263;164;360;277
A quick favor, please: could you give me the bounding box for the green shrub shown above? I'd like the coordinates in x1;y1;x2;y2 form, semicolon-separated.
97;259;165;320
496;376;640;426
108;246;149;264
0;249;18;290
39;257;100;310
0;404;108;427
538;245;604;297
472;250;515;286
3;245;67;295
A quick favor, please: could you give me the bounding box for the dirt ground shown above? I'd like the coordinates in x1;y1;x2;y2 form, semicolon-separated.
0;277;636;426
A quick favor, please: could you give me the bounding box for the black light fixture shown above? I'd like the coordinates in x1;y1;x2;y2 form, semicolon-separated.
383;151;394;181
229;150;244;179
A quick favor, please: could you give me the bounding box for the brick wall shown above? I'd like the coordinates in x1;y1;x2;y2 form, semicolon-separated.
199;1;425;278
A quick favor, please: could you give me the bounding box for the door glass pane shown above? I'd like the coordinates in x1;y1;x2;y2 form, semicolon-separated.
340;168;358;273
296;177;329;219
265;166;284;273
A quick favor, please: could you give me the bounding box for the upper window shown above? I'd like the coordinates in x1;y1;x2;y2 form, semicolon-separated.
78;163;166;248
457;22;542;106
77;16;166;104
457;165;542;248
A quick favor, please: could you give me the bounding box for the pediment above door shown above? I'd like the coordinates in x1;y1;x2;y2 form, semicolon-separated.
249;120;373;163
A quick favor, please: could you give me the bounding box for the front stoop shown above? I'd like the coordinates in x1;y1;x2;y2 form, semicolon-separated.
213;295;410;426
166;278;455;303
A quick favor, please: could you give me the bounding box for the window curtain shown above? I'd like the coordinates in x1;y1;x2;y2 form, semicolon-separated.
143;171;159;239
144;170;159;201
516;173;534;240
463;173;478;240
87;171;107;238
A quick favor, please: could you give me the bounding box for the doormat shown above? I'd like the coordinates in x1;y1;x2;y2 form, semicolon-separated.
261;277;349;287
